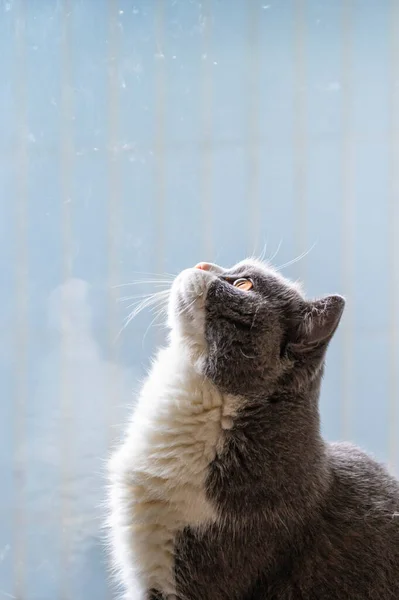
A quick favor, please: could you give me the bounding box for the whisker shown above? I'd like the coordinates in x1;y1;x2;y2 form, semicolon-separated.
142;307;168;347
120;289;170;306
247;241;269;264
112;280;173;289
123;292;170;320
114;288;170;342
267;239;283;264
275;241;317;272
122;270;176;278
248;235;261;261
258;241;269;262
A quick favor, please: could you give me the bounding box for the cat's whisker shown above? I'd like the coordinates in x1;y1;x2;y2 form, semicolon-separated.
248;236;262;262
141;307;168;347
258;241;269;263
122;270;176;278
124;292;170;321
121;290;170;310
113;279;174;289
115;289;170;341
119;289;171;303
267;239;283;264
275;242;317;272
247;241;269;265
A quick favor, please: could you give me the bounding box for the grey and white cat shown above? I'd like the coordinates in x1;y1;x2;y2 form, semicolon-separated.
108;259;399;600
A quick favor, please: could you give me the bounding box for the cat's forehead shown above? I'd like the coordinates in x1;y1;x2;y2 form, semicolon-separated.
223;259;303;295
224;258;272;277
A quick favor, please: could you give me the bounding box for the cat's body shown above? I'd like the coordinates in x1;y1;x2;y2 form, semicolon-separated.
108;260;399;599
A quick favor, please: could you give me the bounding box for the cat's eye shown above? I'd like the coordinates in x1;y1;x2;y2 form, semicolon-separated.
233;278;253;291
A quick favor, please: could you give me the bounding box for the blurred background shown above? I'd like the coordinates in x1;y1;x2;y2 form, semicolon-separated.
1;0;399;598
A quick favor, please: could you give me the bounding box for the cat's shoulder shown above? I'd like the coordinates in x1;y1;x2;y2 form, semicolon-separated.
325;441;399;508
327;440;387;467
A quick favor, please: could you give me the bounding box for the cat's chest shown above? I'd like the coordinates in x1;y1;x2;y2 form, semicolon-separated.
120;382;237;595
128;383;228;512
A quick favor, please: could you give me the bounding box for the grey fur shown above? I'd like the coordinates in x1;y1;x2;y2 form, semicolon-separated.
128;260;399;599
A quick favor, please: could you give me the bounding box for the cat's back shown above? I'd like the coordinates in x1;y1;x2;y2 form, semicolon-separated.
292;442;399;599
326;441;399;517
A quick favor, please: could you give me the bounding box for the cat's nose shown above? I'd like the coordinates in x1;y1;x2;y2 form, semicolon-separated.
194;262;225;274
195;262;212;271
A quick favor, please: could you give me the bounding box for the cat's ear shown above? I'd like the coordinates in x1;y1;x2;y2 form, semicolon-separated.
290;295;345;353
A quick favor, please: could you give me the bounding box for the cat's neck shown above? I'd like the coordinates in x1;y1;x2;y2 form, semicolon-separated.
207;376;331;522
153;342;331;517
145;342;234;415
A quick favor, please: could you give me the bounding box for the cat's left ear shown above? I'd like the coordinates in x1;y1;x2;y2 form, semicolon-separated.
290;295;345;352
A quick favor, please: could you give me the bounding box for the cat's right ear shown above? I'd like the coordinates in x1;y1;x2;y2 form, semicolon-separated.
289;295;345;354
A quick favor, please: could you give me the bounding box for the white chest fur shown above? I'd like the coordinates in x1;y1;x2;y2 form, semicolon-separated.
108;346;237;599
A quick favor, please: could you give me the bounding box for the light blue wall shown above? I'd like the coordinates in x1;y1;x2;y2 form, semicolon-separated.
1;0;398;598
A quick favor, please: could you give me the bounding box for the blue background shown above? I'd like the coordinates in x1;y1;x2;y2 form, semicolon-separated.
1;0;398;598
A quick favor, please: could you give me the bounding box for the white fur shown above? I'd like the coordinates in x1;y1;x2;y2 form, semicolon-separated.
107;268;239;599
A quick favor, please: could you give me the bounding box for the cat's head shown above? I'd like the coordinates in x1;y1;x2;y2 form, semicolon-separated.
168;259;344;397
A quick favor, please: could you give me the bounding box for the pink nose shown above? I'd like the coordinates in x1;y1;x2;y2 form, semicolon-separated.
194;262;212;271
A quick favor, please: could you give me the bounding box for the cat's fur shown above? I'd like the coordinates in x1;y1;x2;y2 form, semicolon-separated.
107;259;399;600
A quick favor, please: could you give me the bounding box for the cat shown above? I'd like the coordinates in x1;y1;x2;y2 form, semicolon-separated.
107;259;399;600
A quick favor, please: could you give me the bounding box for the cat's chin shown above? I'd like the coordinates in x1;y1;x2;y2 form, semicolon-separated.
168;269;214;336
167;267;213;341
